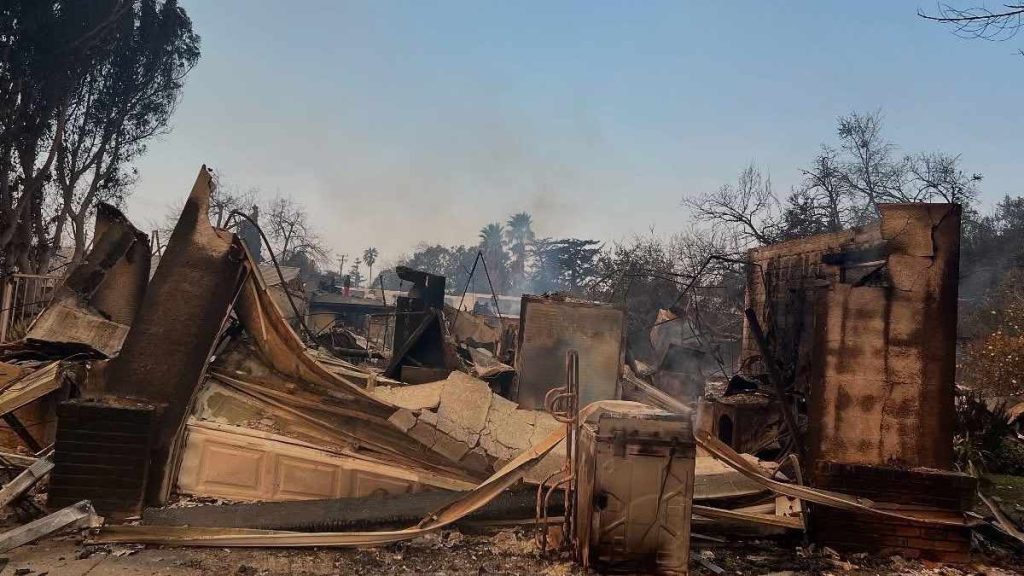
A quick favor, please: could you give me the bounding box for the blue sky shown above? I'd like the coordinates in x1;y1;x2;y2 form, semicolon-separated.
130;1;1024;265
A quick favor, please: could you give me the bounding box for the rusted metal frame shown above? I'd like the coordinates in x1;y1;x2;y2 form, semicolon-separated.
540;475;572;553
0;275;59;343
534;468;563;550
537;350;580;556
743;307;804;459
476;251;506;325
453;250;481;322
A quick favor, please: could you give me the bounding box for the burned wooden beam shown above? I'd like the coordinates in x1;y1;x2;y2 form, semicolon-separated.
0;457;52;509
0;414;41;453
0;500;99;553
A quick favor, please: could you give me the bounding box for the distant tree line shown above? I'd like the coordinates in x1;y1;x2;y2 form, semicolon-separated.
376;213;604;297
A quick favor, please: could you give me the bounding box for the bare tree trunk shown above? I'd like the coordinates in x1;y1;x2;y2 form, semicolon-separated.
0;107;68;272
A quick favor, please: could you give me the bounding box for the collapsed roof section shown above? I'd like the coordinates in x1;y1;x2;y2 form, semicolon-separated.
20;203;151;358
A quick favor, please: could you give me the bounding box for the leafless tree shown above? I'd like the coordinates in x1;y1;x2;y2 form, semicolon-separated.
682;163;782;247
908;152;982;204
691;111;979;252
208;178;258;229
920;3;1024;44
834;110;912;215
264;196;330;269
790;146;852;234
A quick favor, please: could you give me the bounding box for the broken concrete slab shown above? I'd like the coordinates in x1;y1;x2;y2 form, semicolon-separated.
387;408;417;433
436;371;493;436
369;370;567;479
371;380;445;411
432;432;471;462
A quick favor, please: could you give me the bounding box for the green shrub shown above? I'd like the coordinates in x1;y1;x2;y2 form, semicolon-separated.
991;437;1024;476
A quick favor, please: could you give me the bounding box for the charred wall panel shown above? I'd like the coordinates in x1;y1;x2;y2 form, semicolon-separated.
514;296;624;410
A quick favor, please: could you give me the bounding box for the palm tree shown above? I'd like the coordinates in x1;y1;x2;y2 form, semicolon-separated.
504;212;535;290
478;223;508;293
363;247;378;287
479;223;504;252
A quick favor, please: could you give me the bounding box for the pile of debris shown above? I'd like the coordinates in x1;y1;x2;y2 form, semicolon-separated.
0;171;1020;574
